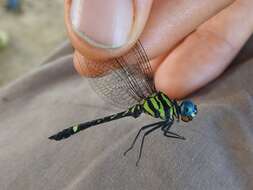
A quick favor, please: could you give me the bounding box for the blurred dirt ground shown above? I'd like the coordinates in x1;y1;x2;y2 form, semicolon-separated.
0;0;67;86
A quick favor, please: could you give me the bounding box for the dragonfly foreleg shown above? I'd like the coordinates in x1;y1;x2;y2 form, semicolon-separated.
162;121;186;140
123;121;165;157
163;131;186;140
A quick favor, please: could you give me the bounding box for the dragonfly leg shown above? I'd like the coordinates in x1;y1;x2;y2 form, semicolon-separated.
161;119;173;132
163;130;186;140
161;120;186;140
136;125;162;166
123;121;165;156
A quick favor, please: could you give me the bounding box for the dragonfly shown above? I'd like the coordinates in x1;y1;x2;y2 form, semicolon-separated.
49;40;198;166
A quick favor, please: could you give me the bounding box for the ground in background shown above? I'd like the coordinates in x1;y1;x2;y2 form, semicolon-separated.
0;0;66;86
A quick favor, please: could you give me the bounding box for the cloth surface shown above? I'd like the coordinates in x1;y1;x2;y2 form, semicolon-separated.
0;38;252;190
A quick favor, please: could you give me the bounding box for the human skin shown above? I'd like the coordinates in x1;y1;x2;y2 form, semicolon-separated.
65;0;253;99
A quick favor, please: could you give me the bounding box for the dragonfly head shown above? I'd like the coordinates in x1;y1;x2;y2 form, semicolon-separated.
180;100;197;122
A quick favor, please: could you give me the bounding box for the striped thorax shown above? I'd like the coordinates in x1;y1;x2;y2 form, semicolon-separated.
127;91;180;121
142;92;179;121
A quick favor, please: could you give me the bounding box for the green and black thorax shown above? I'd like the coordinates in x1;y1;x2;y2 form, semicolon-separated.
128;91;180;121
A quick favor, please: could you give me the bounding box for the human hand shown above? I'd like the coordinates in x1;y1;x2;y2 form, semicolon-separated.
65;0;253;99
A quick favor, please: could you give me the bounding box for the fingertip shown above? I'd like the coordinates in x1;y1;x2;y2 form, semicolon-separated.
65;0;153;60
154;67;195;100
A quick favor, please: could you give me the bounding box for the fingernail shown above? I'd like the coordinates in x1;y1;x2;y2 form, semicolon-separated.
71;0;133;49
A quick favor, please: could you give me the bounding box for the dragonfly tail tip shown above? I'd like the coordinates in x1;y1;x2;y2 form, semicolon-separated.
48;134;62;141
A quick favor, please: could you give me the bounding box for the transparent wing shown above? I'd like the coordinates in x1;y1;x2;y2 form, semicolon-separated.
78;40;156;108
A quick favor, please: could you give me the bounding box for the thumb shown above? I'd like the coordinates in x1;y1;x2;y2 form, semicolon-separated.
65;0;153;61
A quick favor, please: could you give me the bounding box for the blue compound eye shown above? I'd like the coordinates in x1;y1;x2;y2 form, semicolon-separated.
180;100;197;122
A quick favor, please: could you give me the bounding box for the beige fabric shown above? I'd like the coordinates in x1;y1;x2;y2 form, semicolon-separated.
0;38;252;190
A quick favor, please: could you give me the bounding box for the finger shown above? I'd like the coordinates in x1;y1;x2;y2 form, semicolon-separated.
140;0;234;59
65;0;153;60
154;0;253;99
